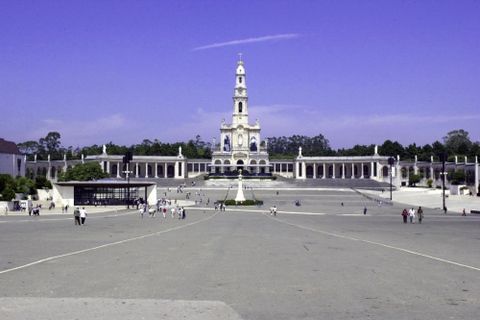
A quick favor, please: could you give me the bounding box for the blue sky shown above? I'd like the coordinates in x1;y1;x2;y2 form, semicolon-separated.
1;0;479;151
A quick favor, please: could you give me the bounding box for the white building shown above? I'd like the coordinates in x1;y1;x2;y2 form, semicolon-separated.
0;138;25;178
210;57;270;175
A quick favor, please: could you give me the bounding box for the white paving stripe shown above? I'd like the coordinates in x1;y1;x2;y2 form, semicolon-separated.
268;213;480;272
0;211;219;275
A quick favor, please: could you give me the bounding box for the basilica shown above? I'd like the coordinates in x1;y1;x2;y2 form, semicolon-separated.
25;58;480;194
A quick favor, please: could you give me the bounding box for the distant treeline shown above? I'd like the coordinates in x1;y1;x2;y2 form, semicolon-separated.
18;130;479;163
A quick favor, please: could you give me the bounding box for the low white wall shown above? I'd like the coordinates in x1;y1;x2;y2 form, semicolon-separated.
450;185;469;195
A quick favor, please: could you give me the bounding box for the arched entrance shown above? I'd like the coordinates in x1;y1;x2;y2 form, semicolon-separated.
236;160;244;172
167;165;175;178
306;165;314;178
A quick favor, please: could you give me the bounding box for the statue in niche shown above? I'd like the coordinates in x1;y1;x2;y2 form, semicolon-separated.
238;134;243;146
250;135;257;152
223;135;231;151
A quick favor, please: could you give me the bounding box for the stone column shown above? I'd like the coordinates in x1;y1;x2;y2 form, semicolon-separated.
332;163;336;179
474;158;479;196
116;162;121;178
145;162;149;178
322;163;326;179
342;163;345;179
351;163;355;179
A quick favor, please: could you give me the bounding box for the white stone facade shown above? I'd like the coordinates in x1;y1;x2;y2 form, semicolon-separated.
210;58;270;175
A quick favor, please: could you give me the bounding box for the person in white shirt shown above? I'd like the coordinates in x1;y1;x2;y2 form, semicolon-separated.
409;208;416;224
80;207;87;225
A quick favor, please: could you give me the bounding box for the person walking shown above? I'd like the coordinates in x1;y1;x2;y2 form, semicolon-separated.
418;206;424;223
462;208;467;216
409;208;416;223
74;207;81;226
363;207;367;215
402;208;408;223
273;206;277;217
80;207;87;225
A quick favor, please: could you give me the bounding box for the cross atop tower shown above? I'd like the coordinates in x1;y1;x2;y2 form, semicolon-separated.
238;52;242;61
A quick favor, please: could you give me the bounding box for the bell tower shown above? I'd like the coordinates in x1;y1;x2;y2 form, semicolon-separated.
232;53;248;126
210;55;270;176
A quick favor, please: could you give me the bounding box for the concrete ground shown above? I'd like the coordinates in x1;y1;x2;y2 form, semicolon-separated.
1;185;480;319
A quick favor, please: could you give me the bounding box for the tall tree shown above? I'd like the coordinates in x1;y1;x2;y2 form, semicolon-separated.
443;129;472;154
431;140;446;160
38;132;62;160
17;141;40;159
379;140;405;158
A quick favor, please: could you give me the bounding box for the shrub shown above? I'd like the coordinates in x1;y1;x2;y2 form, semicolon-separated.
220;199;263;206
1;187;16;202
427;179;433;188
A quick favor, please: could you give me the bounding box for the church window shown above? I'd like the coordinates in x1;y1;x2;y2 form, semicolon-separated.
239;102;243;113
239;77;242;83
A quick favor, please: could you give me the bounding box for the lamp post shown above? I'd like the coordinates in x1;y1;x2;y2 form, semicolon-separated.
123;152;133;209
388;157;395;201
439;152;448;213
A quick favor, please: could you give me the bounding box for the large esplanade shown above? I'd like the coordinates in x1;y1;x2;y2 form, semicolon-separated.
26;58;480;192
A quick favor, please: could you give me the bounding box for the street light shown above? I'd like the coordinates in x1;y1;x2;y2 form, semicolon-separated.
388;157;395;201
439;152;448;213
123;151;133;209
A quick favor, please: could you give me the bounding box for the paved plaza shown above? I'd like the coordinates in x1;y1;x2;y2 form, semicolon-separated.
1;185;480;319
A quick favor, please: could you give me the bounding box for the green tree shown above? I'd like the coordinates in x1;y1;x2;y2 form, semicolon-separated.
431;141;446;160
1;187;16;202
183;140;199;159
452;171;466;185
418;144;434;161
379;140;405;158
35;175;48;189
17;140;40;160
38;131;62;160
60;162;110;182
408;173;422;187
15;176;37;198
0;174;17;193
443;129;472;154
267;134;332;158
